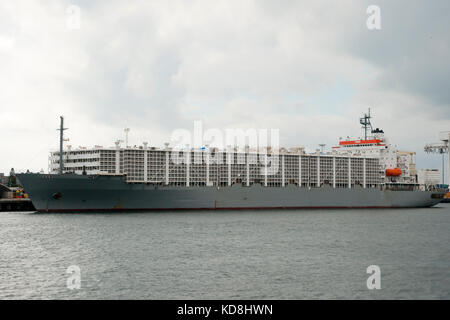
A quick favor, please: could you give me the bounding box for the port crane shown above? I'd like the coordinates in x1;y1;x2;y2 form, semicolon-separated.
424;131;450;185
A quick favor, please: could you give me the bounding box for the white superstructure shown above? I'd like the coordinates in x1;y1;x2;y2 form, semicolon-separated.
48;111;428;188
331;110;419;184
331;129;417;184
50;143;382;188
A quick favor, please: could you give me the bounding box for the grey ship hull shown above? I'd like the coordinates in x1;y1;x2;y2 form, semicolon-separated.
17;173;444;212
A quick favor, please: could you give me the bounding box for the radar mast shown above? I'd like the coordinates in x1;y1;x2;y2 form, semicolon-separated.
360;108;373;140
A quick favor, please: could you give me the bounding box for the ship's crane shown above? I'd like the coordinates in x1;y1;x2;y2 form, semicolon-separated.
424;131;449;185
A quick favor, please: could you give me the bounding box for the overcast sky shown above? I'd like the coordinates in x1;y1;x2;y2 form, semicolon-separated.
1;0;449;181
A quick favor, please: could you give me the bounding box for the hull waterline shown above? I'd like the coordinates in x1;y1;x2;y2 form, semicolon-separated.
17;173;444;212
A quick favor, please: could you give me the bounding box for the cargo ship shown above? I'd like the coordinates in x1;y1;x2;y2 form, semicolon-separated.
18;113;445;212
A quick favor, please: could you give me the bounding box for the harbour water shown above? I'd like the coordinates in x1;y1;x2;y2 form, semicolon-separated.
1;204;449;299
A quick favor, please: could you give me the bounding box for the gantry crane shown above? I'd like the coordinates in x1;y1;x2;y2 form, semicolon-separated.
424;131;450;185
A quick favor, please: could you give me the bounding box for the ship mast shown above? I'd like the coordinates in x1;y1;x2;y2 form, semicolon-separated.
359;108;373;140
57;116;68;174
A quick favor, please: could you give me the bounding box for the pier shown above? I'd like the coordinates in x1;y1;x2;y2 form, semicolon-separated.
0;198;36;212
0;183;36;212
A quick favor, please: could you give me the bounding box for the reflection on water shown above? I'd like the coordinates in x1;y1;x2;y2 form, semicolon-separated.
1;204;449;299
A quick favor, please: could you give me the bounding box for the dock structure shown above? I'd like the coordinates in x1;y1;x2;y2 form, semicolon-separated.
0;183;36;211
0;198;35;212
0;183;9;194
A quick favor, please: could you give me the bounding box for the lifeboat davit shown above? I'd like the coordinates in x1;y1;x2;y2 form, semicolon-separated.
386;168;402;176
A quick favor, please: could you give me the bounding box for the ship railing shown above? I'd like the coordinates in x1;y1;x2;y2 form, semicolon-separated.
382;183;421;191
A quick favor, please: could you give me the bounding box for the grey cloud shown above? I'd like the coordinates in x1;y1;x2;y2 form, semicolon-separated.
342;0;450;112
0;1;449;174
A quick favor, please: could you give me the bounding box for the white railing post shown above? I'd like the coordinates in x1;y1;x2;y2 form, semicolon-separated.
363;157;366;188
246;154;250;187
165;151;169;185
186;150;190;187
317;156;320;187
115;147;120;174
206;149;210;186
348;157;351;188
298;156;302;187
333;156;336;188
143;150;148;183
227;146;232;186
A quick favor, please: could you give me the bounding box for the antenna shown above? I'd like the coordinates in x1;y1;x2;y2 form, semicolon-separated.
57;116;68;174
359;108;373;140
124;128;130;147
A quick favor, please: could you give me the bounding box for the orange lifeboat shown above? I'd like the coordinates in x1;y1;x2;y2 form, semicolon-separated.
386;168;402;176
